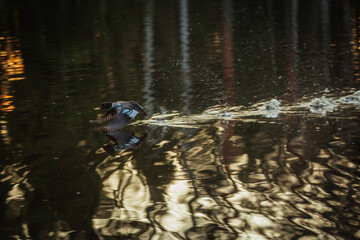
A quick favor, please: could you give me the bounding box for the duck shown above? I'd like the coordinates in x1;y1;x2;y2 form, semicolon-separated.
91;101;147;123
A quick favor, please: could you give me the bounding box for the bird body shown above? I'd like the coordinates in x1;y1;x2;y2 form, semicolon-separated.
91;101;147;124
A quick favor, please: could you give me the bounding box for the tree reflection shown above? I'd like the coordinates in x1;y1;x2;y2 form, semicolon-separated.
0;0;360;239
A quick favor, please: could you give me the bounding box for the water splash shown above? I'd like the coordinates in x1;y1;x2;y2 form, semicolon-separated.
132;89;360;128
259;99;281;118
338;90;360;106
303;96;336;115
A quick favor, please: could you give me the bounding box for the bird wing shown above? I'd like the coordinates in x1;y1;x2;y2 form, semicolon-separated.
95;113;131;132
90;108;118;123
120;108;139;119
106;113;131;130
129;101;147;116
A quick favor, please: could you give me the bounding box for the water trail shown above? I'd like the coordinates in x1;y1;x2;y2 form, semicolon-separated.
132;89;360;128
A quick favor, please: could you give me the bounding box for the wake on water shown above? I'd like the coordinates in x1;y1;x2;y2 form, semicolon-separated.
132;89;360;128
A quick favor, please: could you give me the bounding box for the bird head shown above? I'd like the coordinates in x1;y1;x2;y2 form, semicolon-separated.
100;102;113;109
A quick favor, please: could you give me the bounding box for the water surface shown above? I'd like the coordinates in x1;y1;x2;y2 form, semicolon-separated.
1;0;360;239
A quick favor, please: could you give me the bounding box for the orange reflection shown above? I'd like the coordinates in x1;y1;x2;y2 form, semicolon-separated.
0;120;11;144
0;34;25;114
351;14;360;80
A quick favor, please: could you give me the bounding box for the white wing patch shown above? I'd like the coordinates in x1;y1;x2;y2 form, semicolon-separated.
122;109;139;119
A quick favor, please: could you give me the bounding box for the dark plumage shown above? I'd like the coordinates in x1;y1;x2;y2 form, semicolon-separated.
91;101;147;123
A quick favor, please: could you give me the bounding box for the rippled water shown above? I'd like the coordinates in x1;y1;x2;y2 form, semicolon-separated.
1;0;360;239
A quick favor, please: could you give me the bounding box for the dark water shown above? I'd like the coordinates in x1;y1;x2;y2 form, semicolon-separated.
1;0;360;239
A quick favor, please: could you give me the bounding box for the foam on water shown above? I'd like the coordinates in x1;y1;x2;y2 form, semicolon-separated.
259;99;281;118
132;89;360;128
338;90;360;105
302;96;336;115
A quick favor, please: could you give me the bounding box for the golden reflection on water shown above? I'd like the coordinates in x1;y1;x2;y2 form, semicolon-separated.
89;105;360;239
0;35;25;81
1;87;359;239
352;14;360;80
0;79;15;113
0;34;25;114
93;154;152;238
0;120;11;144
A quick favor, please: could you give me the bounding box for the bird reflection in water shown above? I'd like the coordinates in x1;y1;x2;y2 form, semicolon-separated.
98;124;147;155
92;101;148;154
